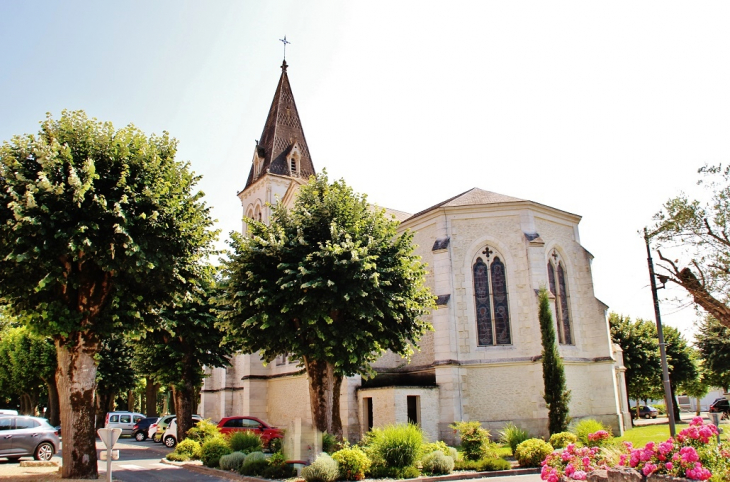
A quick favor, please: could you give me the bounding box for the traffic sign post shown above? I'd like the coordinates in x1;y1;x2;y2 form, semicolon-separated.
97;428;122;482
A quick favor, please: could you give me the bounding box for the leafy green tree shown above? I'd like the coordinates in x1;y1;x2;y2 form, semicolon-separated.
537;288;570;434
652;164;730;328
695;315;730;391
136;269;235;441
0;325;57;419
609;313;662;419
95;334;136;429
219;173;434;437
663;325;699;421
0;111;216;478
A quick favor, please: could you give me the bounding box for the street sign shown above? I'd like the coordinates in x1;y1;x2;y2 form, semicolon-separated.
97;428;122;448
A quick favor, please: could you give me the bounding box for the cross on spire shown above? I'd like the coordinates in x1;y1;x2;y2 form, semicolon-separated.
552;250;559;261
279;35;291;60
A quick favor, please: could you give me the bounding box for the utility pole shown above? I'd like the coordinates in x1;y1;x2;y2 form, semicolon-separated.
644;228;676;438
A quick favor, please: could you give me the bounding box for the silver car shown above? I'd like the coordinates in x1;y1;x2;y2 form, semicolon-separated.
0;415;59;461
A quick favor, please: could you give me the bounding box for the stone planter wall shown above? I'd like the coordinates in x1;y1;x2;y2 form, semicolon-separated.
601;468;691;482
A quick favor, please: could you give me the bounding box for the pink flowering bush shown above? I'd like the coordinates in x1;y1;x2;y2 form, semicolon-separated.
616;418;728;481
586;430;612;447
541;442;607;481
540;420;730;481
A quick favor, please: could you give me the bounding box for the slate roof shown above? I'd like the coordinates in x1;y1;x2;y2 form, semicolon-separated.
405;188;526;222
243;61;316;190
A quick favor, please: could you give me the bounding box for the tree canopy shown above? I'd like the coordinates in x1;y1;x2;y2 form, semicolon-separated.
136;268;236;440
0;110;216;478
609;313;662;405
652;164;730;328
694;315;730;391
219;172;434;435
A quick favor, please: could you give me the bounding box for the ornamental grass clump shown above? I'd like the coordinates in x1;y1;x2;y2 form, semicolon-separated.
219;451;247;472
301;453;340;482
548;431;577;449
186;419;221;444
332;445;371;480
421;450;454;475
570;419;610;446
227;431;262;454
499;422;531;454
451;420;493;461
365;423;424;468
515;438;553;468
172;438;202;460
200;436;232;468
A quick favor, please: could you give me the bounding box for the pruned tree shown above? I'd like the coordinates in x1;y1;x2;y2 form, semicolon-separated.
219;173;434;437
609;313;663;419
652;164;730;328
135;268;235;442
538;287;570;434
0;110;216;478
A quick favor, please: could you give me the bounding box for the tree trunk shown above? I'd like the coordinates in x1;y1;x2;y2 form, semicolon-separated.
95;390;115;430
145;378;158;417
303;357;343;438
45;377;60;426
56;332;100;479
172;379;195;443
127;389;135;412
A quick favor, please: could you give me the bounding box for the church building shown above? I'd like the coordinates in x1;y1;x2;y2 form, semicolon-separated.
200;60;631;443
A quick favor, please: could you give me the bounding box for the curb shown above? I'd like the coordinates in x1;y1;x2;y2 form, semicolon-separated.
161;458;541;481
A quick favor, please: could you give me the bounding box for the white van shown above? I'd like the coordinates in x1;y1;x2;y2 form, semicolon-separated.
0;409;18;416
104;411;145;436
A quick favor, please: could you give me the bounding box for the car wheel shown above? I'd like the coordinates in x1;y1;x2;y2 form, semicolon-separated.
34;442;54;461
135;431;146;442
153;433;162;443
164;436;176;448
644;413;651;419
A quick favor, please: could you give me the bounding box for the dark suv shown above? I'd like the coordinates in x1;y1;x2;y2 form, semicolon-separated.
709;397;730;417
132;417;159;441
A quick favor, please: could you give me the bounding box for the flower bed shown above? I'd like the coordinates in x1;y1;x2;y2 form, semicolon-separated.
541;418;730;482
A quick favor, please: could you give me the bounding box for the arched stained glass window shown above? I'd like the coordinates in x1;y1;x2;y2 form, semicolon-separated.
473;250;511;346
547;252;573;345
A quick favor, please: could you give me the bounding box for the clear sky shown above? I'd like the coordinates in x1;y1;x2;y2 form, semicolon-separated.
2;1;729;339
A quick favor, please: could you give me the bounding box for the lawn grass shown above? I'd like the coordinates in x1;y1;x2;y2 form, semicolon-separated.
616;419;728;447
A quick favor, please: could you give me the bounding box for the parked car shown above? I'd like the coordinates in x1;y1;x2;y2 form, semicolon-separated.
216;416;283;448
709;397;730;417
0;410;18;416
0;415;59;461
162;416;202;448
152;414;202;443
131;417;158;441
630;405;659;419
104;411;145;436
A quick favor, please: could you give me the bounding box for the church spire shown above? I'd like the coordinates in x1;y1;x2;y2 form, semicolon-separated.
243;60;315;190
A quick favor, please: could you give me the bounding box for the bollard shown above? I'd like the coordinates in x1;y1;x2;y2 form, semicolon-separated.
97;428;122;482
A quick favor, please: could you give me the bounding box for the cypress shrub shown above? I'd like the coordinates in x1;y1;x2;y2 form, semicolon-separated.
538;287;571;434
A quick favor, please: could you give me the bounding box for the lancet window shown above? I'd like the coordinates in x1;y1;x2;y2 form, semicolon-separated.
547;250;573;345
473;247;512;346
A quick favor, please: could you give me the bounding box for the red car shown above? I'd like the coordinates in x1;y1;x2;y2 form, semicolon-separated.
217;416;283;446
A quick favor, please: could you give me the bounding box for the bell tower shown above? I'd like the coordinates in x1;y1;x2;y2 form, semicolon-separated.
238;60;315;232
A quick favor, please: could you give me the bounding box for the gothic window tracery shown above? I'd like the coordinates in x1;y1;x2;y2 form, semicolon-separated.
547;250;573;345
473;248;512;346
